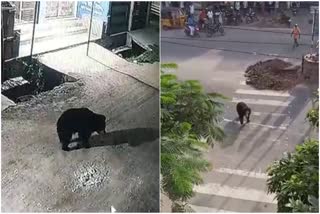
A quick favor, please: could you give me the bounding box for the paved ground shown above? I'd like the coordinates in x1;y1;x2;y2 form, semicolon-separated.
161;22;318;212
1;44;159;212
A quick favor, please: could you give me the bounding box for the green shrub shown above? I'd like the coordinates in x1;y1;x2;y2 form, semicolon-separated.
267;139;319;212
161;63;226;202
22;58;45;94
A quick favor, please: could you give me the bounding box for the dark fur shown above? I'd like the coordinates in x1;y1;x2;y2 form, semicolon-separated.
57;108;106;151
236;102;251;125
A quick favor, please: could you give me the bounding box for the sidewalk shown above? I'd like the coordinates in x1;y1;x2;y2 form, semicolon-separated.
38;43;159;89
2;40;159;212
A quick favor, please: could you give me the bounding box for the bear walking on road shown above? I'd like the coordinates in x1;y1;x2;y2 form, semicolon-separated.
57;108;106;151
236;102;251;125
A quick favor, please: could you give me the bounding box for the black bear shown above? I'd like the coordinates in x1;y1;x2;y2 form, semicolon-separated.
236;102;251;125
56;108;106;151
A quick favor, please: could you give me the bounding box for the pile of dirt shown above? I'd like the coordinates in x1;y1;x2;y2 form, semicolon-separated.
245;59;301;90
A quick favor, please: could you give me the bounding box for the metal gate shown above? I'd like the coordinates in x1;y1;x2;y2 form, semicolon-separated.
107;2;130;35
131;2;148;31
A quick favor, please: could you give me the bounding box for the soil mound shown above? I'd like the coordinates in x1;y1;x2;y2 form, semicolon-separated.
245;59;301;90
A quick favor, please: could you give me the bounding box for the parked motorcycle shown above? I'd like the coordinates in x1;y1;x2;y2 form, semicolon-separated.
291;2;298;16
245;11;259;24
224;11;236;25
206;22;225;37
292;7;297;16
184;24;200;37
234;10;243;25
279;11;291;28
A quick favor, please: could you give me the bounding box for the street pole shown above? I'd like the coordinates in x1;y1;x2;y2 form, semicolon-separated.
1;9;4;76
30;1;39;60
86;1;94;56
311;9;317;48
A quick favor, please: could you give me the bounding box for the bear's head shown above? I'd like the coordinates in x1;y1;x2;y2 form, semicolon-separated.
95;114;106;134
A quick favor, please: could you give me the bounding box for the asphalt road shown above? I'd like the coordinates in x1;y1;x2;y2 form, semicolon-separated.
161;26;318;212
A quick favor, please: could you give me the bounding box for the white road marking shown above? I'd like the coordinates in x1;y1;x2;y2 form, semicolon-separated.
240;80;247;85
252;112;288;117
189;204;236;213
232;97;290;107
111;206;116;213
193;183;277;204
223;118;288;130
235;89;290;97
214;168;269;179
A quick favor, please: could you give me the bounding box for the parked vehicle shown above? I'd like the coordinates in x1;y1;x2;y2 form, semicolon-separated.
291;2;298;16
224;10;236;25
161;7;186;30
292;7;297;16
279;11;291;27
235;10;243;25
206;22;224;37
245;10;259;24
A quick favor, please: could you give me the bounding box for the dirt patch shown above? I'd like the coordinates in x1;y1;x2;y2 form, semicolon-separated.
71;162;111;192
245;58;302;90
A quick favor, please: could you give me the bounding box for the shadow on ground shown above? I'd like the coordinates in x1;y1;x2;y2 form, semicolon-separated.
69;128;159;151
221;116;245;148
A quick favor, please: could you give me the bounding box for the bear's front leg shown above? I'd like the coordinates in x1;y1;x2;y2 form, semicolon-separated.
62;143;70;151
239;116;244;125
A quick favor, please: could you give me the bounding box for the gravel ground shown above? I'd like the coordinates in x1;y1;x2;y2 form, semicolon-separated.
1;54;160;212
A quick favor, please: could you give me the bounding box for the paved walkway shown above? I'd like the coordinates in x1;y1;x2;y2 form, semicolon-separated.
2;42;159;212
38;43;159;90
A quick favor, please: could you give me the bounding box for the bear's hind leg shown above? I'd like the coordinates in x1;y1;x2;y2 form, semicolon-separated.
79;130;91;149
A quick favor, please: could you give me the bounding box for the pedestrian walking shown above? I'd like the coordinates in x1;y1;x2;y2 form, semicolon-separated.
235;2;240;11
291;24;301;48
189;3;194;16
207;8;214;25
199;9;207;30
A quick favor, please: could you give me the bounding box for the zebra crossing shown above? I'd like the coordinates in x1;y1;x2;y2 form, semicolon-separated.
188;80;297;212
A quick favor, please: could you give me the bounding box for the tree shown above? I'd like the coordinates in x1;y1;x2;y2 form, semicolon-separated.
306;90;319;128
161;63;226;207
267;89;319;212
161;64;226;147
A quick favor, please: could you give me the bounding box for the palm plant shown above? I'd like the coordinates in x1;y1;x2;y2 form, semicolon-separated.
161;63;226;204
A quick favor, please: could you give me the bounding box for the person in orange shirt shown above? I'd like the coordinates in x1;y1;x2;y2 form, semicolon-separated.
291;24;301;47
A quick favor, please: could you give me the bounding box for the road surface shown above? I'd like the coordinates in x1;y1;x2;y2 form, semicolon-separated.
161;25;318;212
